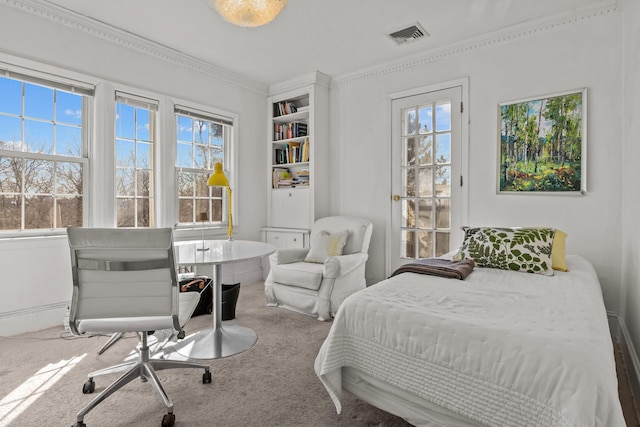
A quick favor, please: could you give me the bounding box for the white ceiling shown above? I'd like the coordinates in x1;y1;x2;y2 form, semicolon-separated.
41;0;608;85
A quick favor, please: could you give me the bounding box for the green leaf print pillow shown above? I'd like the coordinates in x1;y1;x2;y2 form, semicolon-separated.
455;227;555;276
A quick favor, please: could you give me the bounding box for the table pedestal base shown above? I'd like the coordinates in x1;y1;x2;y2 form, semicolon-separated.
174;325;257;359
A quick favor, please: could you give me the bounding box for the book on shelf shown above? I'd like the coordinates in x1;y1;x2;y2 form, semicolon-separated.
273;122;308;141
301;138;309;162
273;101;299;117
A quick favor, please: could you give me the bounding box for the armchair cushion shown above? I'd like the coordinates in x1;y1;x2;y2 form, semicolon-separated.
270;247;310;265
271;261;325;291
304;230;349;263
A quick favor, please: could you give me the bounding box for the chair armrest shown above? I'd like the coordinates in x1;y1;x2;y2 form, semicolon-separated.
324;253;369;278
270;247;310;266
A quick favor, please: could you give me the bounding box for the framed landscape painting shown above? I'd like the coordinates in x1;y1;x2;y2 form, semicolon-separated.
498;88;587;194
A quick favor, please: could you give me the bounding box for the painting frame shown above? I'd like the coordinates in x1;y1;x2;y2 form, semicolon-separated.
497;88;587;195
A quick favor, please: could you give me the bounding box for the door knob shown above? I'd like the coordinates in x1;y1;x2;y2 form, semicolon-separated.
393;194;400;201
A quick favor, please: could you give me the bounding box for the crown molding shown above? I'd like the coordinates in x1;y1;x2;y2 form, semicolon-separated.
1;0;269;95
332;0;619;88
268;70;331;96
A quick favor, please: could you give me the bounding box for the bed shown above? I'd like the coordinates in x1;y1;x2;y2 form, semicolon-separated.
314;254;625;427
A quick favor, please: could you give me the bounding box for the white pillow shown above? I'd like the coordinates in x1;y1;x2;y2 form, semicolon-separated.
304;230;349;263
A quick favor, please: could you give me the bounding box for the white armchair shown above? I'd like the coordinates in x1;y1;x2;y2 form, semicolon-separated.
265;216;373;320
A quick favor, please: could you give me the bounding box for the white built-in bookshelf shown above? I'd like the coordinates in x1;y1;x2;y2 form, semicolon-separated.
262;72;330;257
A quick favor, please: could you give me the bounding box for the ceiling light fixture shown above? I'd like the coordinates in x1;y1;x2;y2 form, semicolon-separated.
211;0;288;27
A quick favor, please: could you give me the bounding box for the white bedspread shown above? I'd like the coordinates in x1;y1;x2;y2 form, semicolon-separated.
314;255;625;427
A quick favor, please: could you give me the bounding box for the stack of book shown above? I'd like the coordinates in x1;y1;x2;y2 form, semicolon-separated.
272;168;292;188
274;101;298;117
296;170;310;186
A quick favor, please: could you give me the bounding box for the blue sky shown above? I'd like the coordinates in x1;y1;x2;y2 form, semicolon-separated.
0;77;82;155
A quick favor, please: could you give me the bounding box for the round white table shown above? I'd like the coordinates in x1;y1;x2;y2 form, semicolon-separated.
173;239;275;359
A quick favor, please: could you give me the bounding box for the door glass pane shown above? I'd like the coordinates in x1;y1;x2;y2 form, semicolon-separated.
418;230;433;258
417;199;432;229
404;137;416;166
403;168;415;197
417;167;433;197
418;106;432;134
435;133;451;164
436;198;450;229
404;108;416;135
435;166;451;197
402;199;415;228
402;229;415;259
435;102;451;132
435;232;450;257
417;136;432;165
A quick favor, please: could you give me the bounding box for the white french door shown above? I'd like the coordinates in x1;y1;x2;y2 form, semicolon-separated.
390;84;466;273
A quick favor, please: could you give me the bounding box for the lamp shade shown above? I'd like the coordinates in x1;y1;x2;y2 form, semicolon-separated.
207;162;233;240
211;0;287;27
208;162;229;187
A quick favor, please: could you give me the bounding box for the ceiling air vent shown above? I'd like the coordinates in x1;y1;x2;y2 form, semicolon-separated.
388;22;429;45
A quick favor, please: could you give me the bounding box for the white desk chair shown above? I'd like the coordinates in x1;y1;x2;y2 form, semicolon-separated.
67;227;212;427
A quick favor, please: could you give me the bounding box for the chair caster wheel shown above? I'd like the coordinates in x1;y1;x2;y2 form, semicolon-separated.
203;370;212;384
161;413;175;427
177;331;185;339
72;422;86;427
82;378;95;394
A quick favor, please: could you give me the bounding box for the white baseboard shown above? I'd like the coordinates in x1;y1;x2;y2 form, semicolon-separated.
0;302;68;336
609;311;640;415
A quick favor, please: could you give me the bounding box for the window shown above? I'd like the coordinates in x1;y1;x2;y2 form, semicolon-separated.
0;71;92;232
175;106;233;226
115;93;158;227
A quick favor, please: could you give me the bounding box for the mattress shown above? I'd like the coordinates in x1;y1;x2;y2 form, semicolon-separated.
314;255;625;427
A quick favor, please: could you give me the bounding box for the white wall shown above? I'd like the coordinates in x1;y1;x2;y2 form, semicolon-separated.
0;5;267;335
621;0;640;398
329;10;624;315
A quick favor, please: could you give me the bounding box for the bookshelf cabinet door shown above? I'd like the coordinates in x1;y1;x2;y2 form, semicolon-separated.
271;190;309;229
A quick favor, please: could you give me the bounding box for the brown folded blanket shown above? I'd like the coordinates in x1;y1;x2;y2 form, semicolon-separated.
389;258;476;280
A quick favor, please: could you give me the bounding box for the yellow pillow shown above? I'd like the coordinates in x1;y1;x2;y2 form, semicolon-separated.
551;229;568;272
304;230;349;263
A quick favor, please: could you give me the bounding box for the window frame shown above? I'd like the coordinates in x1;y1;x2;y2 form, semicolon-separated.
0;54;238;240
0;61;94;237
114;91;159;228
171;100;237;233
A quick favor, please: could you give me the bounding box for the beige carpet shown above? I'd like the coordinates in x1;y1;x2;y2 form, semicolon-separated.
0;282;637;427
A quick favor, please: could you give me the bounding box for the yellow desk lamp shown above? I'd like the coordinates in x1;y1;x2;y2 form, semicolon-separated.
207;162;233;240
